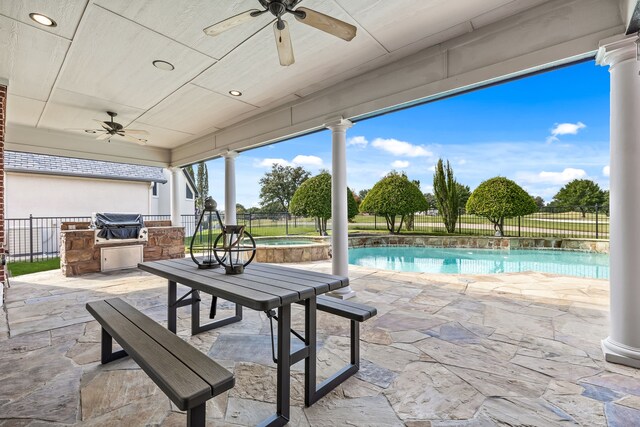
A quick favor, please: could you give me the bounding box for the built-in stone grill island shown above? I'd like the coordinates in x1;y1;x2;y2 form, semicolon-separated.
60;219;184;276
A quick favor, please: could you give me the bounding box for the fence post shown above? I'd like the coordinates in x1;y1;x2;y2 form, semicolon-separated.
374;215;377;230
458;208;462;234
595;204;599;239
285;214;289;235
29;214;34;263
518;216;521;237
249;213;252;235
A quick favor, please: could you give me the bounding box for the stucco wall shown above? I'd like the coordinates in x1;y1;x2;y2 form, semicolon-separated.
149;169;195;216
6;172;151;218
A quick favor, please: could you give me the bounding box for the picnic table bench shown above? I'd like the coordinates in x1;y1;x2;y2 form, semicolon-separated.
86;298;234;427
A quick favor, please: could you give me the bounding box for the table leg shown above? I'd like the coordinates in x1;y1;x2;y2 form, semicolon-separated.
276;304;291;421
258;304;291;427
168;280;177;333
191;296;243;335
304;297;317;407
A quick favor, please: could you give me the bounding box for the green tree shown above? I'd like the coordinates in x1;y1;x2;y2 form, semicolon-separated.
456;183;472;208
360;172;428;234
289;172;358;235
423;193;436;209
433;159;459;233
552;179;606;217
466;177;537;236
259;164;311;211
602;190;610;216
195;162;209;211
358;189;369;201
533;196;545;210
236;203;246;214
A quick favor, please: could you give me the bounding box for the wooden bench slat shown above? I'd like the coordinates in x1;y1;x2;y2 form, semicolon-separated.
87;300;212;410
248;263;346;290
315;296;377;322
107;298;234;395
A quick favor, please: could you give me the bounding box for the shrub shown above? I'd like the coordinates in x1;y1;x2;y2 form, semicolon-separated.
466;177;537;236
290;172;358;235
360;172;428;234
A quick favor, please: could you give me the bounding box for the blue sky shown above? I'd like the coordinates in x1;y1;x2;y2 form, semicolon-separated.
205;60;610;208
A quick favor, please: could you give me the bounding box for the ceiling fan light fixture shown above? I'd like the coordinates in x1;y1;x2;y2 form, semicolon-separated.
152;60;175;71
229;90;242;96
29;13;56;27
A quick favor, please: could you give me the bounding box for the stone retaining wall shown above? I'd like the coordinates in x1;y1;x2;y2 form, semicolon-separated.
348;235;609;253
60;226;185;276
254;243;331;263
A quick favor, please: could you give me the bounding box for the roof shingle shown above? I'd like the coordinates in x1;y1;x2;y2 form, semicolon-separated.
4;151;167;183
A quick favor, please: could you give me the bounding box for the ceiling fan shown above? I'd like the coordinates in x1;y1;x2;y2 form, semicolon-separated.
203;0;357;66
69;111;149;145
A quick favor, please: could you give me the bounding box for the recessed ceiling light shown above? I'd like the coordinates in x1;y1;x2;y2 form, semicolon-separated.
29;13;56;27
152;60;174;71
229;90;242;96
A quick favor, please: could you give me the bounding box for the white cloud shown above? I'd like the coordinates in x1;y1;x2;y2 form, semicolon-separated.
547;121;586;143
371;138;432;157
458;159;467;165
255;155;324;169
256;158;291;167
391;160;410;168
519;168;587;185
603;165;610;177
347;136;368;147
292;155;323;167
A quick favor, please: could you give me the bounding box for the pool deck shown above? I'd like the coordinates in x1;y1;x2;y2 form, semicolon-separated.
1;261;638;426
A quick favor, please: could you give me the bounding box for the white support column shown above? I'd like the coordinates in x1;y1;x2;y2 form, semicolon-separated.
169;167;182;227
224;151;238;226
326;118;355;299
597;35;640;368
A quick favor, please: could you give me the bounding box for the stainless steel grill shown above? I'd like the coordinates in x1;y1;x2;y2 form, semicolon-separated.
91;212;148;245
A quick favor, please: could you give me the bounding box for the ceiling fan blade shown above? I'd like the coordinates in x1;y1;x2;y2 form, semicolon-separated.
121;134;148;145
203;9;261;37
93;119;113;131
121;129;149;135
274;20;294;66
294;7;356;41
96;132;111;140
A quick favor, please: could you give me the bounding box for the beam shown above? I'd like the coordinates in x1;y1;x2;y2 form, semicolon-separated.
6;124;170;167
171;0;622;166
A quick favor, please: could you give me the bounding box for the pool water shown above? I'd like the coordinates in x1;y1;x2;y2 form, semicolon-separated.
348;247;609;279
256;238;316;246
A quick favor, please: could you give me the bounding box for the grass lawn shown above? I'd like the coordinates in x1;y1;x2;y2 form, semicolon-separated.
8;258;60;277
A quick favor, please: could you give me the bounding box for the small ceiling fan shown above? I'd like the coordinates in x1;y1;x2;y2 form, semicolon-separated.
203;0;357;66
69;111;149;145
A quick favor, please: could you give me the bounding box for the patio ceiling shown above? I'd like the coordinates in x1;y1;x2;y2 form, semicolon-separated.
0;0;630;166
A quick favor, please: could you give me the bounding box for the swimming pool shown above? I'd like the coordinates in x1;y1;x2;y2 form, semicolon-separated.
348;247;609;279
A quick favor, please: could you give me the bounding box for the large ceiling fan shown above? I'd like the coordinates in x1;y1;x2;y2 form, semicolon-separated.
69;111;149;145
203;0;357;66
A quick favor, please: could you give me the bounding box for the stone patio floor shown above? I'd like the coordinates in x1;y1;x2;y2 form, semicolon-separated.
0;261;638;426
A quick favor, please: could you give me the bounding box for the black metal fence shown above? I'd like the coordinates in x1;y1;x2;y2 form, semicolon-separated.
6;206;608;263
354;205;609;240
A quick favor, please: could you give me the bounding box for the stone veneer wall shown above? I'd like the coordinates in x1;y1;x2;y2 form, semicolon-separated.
348;235;609;253
0;84;6;285
254;243;331;263
60;227;185;276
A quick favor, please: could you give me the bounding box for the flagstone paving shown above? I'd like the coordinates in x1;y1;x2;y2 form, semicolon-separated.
0;262;638;426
